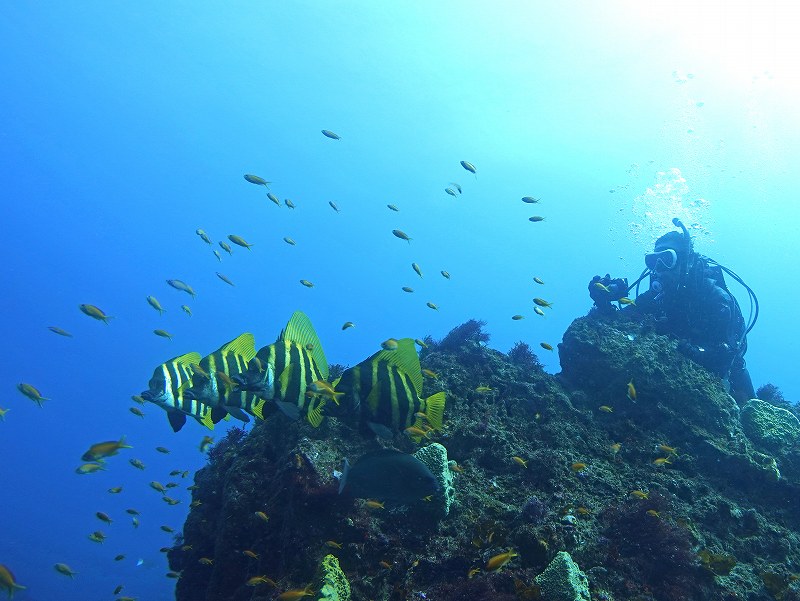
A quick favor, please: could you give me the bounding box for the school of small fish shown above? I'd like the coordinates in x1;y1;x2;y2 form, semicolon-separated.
5;130;569;596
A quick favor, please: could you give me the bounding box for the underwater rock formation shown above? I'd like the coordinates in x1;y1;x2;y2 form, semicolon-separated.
534;551;590;601
170;314;800;601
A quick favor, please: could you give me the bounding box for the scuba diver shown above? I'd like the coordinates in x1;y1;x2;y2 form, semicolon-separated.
588;217;758;405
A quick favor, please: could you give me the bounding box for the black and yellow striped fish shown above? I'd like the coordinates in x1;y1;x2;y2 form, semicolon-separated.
235;311;330;427
332;338;445;439
141;352;215;432
183;333;261;423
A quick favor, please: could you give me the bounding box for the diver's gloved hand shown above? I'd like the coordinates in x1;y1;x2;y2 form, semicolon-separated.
589;274;628;304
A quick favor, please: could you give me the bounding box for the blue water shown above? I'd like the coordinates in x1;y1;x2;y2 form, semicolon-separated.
2;2;798;599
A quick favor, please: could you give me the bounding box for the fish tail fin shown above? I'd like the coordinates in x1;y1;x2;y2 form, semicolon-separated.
252;398;266;420
200;408;215;430
119;435;133;450
307;398;327;428
338;458;350;495
423;391;446;431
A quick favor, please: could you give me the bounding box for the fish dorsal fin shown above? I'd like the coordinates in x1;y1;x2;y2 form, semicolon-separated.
279;312;329;380
219;333;257;363
171;352;203;366
373;338;422;397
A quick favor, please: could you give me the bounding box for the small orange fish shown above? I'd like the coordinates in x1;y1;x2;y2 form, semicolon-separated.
658;444;678;455
247;575;277;587
540;342;554;351
379;561;393;569
254;511;269;523
646;509;660;518
468;567;480;578
630;490;649;500
365;500;384;510
277;585;315;600
485;549;519;571
199;557;213;565
610;443;621;455
627;380;637;401
653;457;672;466
598;405;613;413
570;462;587;472
512;456;528;468
325;541;342;549
242;550;259;559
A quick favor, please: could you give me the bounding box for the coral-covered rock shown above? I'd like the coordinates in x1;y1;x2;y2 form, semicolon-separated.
534;551;591;601
740;399;800;455
413;443;455;516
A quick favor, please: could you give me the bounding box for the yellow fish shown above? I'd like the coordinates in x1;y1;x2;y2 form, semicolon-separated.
216;272;235;286
299;279;314;288
460;160;477;174
598;405;613;413
243;174;271;188
412;263;423;278
426;302;439;311
402;286;414;293
440;270;451;279
219;241;233;255
228;234;253;250
196;228;212;245
284;237;296;246
154;329;173;340
17;383;49;407
533;297;553;308
540;342;554;351
181;305;192;316
533;277;545;284
485;549;518;571
381;338;399;350
47;326;73;337
75;463;105;475
82;436;132;461
0;564;26;596
321;129;340;139
79;304;112;324
475;386;492;393
511;315;525;320
534;307;545;317
267;192;281;206
285;199;296;209
627;380;637;401
512;456;528;468
0;407;9;421
277;586;315;600
392;229;411;243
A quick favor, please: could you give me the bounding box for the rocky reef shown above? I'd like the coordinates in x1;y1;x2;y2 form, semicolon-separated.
169;313;800;601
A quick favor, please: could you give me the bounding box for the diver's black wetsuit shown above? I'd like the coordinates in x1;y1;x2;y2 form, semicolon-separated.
632;257;754;404
591;246;755;405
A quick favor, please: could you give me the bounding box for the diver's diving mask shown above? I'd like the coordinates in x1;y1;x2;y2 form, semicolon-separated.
645;248;678;272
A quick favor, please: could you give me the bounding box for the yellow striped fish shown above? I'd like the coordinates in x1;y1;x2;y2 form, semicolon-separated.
235;312;330;427
183;334;259;423
332;338;445;440
141;352;215;432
